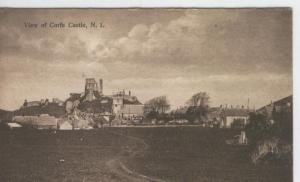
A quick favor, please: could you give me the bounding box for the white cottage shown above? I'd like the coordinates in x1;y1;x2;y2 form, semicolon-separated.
221;109;249;128
58;120;73;130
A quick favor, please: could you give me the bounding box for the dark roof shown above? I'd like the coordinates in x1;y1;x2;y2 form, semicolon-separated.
257;95;292;111
207;107;222;119
273;95;292;106
208;107;222;112
123;99;142;105
222;109;249;117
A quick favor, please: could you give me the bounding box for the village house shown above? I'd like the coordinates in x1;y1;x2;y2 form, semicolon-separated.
121;98;144;120
220;108;250;128
13;115;39;125
257;95;292;118
32;114;58;129
206;105;251;128
112;90;144;122
256;95;292;125
6;122;22;129
13;114;57;129
58;120;73;130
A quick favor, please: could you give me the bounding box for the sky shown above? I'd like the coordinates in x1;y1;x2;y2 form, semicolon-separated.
0;8;292;110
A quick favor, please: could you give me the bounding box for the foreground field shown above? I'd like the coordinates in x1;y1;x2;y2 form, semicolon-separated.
0;129;133;182
0;127;292;182
119;127;292;182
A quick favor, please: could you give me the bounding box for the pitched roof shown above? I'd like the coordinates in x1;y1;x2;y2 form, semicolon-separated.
7;123;22;128
273;95;292;106
257;95;292;112
208;107;222;119
209;107;222;113
222;109;249;117
123;98;142;105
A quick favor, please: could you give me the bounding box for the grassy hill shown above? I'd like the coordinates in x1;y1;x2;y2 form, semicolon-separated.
14;103;66;118
0;103;66;122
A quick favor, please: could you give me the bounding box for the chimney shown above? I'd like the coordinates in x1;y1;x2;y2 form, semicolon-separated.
99;79;103;94
247;98;250;109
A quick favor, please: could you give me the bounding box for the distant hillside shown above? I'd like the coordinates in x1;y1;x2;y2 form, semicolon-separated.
14;103;66;118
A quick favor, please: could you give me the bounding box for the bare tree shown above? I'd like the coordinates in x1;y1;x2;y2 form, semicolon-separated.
185;92;210;123
145;96;170;114
186;92;210;107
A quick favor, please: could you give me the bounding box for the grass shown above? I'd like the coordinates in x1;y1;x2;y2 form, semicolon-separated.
113;127;292;182
0;127;292;182
0;129;128;182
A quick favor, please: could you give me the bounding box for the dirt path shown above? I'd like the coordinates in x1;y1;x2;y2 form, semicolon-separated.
105;131;165;182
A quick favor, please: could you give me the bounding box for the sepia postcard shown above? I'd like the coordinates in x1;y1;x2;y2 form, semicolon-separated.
0;8;293;182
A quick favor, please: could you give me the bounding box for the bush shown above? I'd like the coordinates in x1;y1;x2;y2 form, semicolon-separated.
185;106;208;124
246;109;293;164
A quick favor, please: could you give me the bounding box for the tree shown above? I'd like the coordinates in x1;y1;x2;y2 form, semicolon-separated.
144;96;170;114
146;110;159;120
185;106;208;124
186;92;209;107
185;92;210;124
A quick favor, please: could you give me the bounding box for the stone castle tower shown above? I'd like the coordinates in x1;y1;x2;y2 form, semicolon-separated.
84;78;103;101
